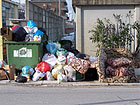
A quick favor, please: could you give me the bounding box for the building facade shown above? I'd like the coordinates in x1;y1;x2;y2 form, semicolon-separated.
73;0;140;56
30;0;68;19
2;0;19;26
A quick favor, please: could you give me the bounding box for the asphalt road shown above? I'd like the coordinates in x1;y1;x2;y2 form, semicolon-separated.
0;85;140;105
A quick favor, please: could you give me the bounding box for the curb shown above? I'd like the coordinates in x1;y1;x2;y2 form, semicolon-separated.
0;80;140;87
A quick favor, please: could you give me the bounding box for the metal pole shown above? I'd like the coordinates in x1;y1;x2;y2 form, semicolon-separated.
59;0;61;16
56;0;58;15
25;0;29;20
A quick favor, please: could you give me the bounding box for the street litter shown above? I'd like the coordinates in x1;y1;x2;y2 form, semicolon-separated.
1;20;139;84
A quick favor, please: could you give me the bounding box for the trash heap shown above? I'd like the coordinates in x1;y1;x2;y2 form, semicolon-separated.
12;21;98;83
12;20;44;42
1;20;98;83
16;41;98;83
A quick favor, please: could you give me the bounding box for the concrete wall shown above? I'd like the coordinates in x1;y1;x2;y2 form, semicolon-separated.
76;5;140;56
73;0;140;5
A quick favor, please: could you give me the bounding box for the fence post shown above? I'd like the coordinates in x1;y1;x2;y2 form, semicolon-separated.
25;0;30;20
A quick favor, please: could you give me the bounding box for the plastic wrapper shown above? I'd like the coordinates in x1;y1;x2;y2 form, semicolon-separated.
46;71;54;81
36;61;51;73
90;61;98;68
52;64;64;79
59;40;72;50
63;65;76;81
66;52;75;64
57;55;66;65
42;53;57;68
24;26;38;34
32;70;45;81
33;30;44;37
12;25;20;30
25;34;34;41
46;43;57;55
12;27;27;42
54;42;61;50
15;76;27;83
33;35;41;41
89;56;98;64
57;73;67;82
56;48;67;56
21;66;34;77
27;20;37;28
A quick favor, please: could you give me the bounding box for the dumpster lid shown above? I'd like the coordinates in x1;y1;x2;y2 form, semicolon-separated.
4;41;42;45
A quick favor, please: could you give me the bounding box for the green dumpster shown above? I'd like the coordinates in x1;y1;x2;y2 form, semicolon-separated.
4;41;44;71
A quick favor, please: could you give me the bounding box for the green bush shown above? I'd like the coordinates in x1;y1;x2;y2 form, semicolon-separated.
89;13;134;56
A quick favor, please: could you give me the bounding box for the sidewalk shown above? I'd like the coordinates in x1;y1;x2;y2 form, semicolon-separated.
0;80;140;87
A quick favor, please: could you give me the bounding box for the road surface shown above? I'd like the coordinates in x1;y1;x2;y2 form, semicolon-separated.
0;85;140;105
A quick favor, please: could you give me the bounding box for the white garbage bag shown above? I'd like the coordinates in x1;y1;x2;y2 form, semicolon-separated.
42;53;57;68
52;64;64;79
63;65;76;81
32;70;45;81
57;55;66;65
46;71;54;81
57;73;67;83
66;52;75;64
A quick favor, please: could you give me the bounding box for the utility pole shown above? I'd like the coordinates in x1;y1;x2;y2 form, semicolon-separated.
59;0;61;16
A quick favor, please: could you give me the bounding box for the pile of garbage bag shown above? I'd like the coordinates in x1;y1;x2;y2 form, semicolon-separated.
15;39;98;83
3;20;99;83
12;20;44;42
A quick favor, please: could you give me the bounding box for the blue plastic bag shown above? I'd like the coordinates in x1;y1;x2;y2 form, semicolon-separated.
27;20;37;28
22;66;34;76
33;30;44;37
46;43;57;55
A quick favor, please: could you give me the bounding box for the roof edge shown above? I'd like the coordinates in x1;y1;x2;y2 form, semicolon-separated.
72;0;140;6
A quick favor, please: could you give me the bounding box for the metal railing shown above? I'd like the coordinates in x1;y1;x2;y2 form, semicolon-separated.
26;1;64;41
104;23;137;53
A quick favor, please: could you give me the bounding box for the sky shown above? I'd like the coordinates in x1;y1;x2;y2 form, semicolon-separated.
12;0;25;4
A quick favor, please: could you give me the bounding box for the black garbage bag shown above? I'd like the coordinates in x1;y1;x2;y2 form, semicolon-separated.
76;53;86;59
15;76;27;83
12;27;27;41
59;40;72;50
66;48;80;56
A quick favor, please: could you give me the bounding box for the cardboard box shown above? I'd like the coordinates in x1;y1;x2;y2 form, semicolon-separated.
0;65;15;80
0;70;7;80
1;27;12;41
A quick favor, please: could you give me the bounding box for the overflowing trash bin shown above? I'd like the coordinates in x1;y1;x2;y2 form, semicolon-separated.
4;20;46;72
1;20;100;83
5;41;44;71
